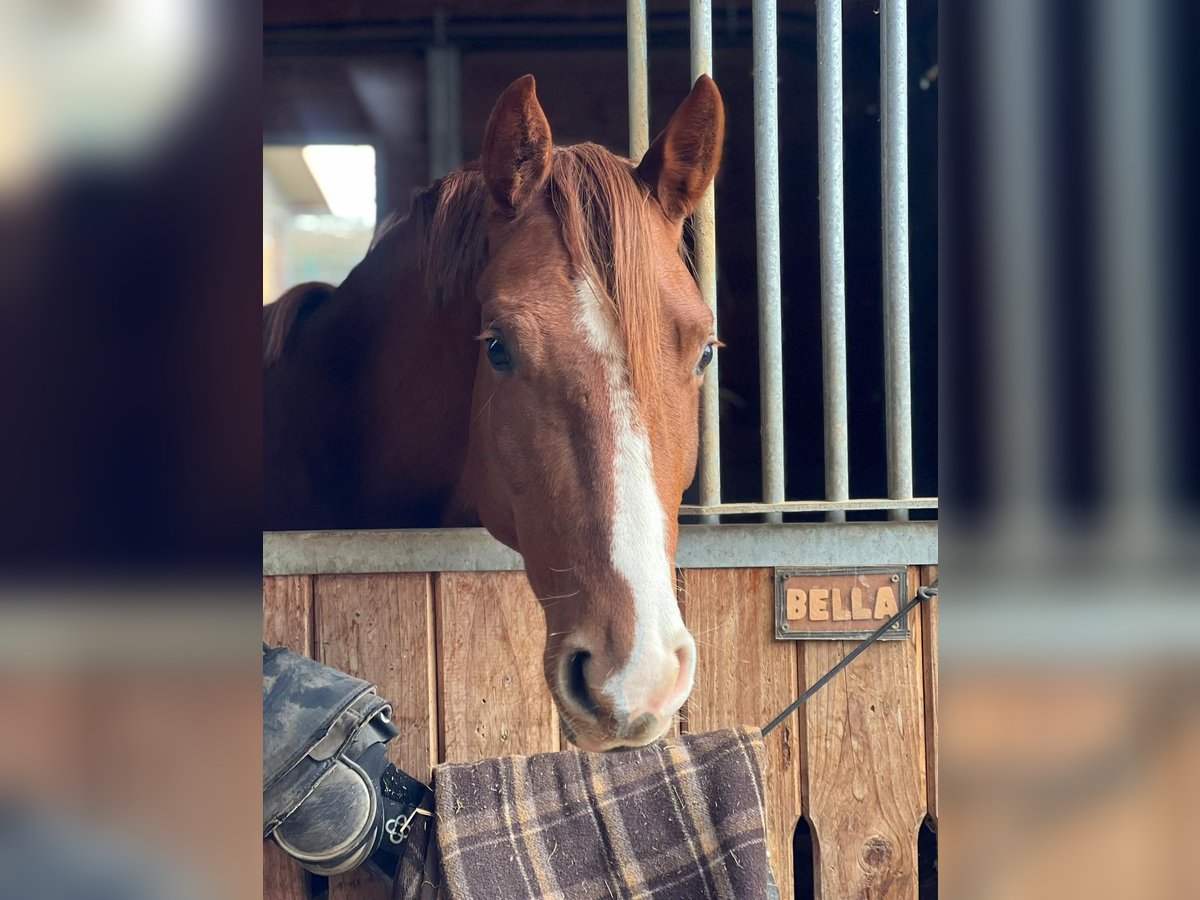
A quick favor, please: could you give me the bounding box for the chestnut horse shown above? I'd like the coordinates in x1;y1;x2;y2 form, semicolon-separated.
264;75;724;751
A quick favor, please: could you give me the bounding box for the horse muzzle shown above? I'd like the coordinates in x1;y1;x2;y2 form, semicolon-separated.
554;632;696;751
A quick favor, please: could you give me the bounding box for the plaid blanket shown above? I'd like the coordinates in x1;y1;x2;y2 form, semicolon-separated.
394;727;773;899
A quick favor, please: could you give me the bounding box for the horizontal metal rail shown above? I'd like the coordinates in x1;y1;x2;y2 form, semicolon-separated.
264;11;826;57
679;497;938;516
263;521;938;576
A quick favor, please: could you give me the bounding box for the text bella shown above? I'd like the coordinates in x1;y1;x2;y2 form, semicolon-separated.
784;585;900;623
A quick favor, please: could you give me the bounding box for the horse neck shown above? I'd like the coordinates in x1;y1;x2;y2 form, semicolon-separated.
345;215;483;527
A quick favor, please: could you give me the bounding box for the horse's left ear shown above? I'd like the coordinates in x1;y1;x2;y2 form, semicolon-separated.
636;74;725;220
481;75;553;214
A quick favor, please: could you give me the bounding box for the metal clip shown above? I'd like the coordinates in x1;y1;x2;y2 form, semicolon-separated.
384;805;432;844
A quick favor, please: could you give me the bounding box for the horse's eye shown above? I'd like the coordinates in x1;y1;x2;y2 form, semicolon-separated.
485;337;512;372
695;342;716;375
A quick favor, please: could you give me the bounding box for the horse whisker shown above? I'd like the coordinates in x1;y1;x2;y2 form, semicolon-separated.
473;385;500;422
536;588;581;603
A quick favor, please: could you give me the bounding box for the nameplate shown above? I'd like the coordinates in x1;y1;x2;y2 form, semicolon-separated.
774;567;909;641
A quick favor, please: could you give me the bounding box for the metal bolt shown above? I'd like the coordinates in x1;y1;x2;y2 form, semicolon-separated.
891;574;900;583
781;622;790;632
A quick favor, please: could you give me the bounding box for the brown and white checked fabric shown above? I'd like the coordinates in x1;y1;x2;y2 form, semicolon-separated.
394;726;773;900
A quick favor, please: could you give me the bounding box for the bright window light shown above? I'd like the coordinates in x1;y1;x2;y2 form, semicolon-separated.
301;144;376;224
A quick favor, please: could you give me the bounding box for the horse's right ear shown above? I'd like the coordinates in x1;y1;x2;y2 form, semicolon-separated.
481;75;553;214
636;74;724;220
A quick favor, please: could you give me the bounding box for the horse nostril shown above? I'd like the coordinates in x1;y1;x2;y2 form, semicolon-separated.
565;651;600;719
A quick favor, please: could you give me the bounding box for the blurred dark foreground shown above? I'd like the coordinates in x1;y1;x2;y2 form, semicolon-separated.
0;0;1197;898
0;1;261;897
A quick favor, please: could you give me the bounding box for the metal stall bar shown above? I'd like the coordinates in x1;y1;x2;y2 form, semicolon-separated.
816;0;850;523
981;0;1049;554
881;0;914;520
426;14;462;181
1095;0;1165;553
627;0;650;159
691;0;723;520
753;0;785;523
680;496;938;516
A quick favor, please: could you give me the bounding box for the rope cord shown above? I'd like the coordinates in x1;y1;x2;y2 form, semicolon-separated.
761;581;937;736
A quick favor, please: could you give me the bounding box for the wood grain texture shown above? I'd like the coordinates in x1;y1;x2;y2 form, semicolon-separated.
922;565;938;822
262;576;313;900
263;576;312;652
314;574;438;778
801;567;927;900
436;571;559;762
681;568;802;899
263;841;310;900
315;574;437;900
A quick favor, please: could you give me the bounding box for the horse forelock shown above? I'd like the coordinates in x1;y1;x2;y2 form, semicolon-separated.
405;146;672;405
548;143;666;406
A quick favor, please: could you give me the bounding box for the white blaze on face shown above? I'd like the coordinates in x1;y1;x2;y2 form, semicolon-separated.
575;279;688;718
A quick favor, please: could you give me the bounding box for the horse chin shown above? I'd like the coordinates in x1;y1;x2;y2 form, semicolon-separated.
561;717;674;753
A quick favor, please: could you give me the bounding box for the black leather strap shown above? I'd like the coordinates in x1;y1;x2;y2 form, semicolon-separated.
381;764;429;813
377;763;432;852
364;762;432;881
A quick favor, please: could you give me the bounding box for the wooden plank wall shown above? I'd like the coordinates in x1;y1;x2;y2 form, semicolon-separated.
263;567;937;900
315;575;437;900
801;568;927;898
682;568;801;894
262;576;315;900
436;572;558;761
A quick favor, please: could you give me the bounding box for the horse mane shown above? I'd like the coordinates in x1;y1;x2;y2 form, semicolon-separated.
263;281;335;367
268;147;668;393
407;144;665;402
263;173;491;369
417;165;492;308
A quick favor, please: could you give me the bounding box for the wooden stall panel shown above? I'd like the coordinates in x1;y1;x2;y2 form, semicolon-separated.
315;574;437;900
315;574;438;778
682;568;802;899
263;576;313;900
802;568;927;900
436;571;559;762
264;575;313;652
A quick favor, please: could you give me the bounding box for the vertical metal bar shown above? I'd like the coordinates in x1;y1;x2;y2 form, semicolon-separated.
816;0;850;523
627;0;650;160
1096;0;1164;557
691;0;722;517
880;0;913;520
981;0;1051;557
426;16;461;181
753;0;785;523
